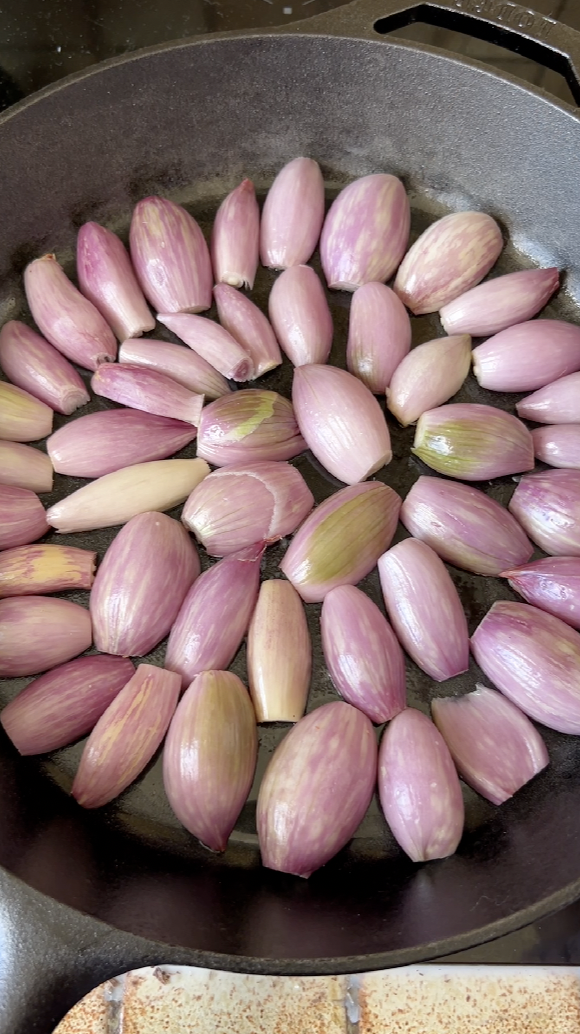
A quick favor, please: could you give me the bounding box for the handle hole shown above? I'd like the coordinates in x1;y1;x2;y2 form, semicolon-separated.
374;4;578;105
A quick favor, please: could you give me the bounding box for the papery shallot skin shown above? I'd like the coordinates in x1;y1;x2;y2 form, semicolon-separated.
163;670;258;851
401;476;533;576
292;364;392;484
473;319;580;393
77;221;155;340
72;664;180;809
378;708;464;862
517;372;580;424
157;312;253;382
471;600;580;734
0;440;53;494
503;556;580;631
378;538;469;681
386;334;471;426
164;542;264;688
211;179;260;289
509;469;580;557
197;390;305;466
0;544;96;598
257;701;377;877
394;211;503;315
46;458;210;534
119;337;231;400
280;481;402;603
532;424;580;469
439;267;559;337
432;685;549;805
0;485;49;550
268;265;333;367
321;584;406;723
47;409;197;479
0;381;53;443
247;580;311;722
91;363;204;426
320;174;410;291
182;461;314;557
213;284;282;378
0;320;90;415
0;596;92;677
24;254;117;370
413;403;534;481
129;196;213;314
260;157;325;269
90;512;200;657
346;282;412;393
0;655;135;755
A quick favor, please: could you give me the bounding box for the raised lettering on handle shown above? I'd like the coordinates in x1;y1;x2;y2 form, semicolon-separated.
451;0;556;41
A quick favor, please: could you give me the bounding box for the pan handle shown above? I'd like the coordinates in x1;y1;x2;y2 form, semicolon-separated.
288;0;580;105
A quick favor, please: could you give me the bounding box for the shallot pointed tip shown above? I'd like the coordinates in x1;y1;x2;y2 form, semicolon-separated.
24;253;117;370
77;221;155;340
261;158;325;270
72;664;181;809
379;708;464;862
292;364;392;484
129;196;213;314
321;174;410;290
164;670;257;851
394;211;502;314
432;686;548;806
211;178;259;290
257;701;377;876
413;403;534;481
182;461;313;556
280;481;401;602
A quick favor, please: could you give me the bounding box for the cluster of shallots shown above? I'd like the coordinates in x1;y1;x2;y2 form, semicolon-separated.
3;155;580;879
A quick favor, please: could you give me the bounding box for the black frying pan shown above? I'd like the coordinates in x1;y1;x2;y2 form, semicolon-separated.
1;0;580;1024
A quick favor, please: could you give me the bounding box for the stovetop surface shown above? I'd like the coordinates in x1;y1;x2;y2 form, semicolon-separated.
0;0;580;1006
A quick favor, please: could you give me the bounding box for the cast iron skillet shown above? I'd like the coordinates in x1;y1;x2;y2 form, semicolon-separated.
1;0;580;1001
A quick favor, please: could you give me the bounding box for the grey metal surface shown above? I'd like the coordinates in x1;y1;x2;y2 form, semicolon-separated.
1;0;580;104
0;0;579;94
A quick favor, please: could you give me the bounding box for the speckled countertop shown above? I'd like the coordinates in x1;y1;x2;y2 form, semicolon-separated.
53;964;580;1033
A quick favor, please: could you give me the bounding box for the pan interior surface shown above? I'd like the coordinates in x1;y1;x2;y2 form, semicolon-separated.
1;33;580;972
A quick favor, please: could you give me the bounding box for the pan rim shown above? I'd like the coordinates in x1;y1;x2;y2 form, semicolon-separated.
0;26;579;134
